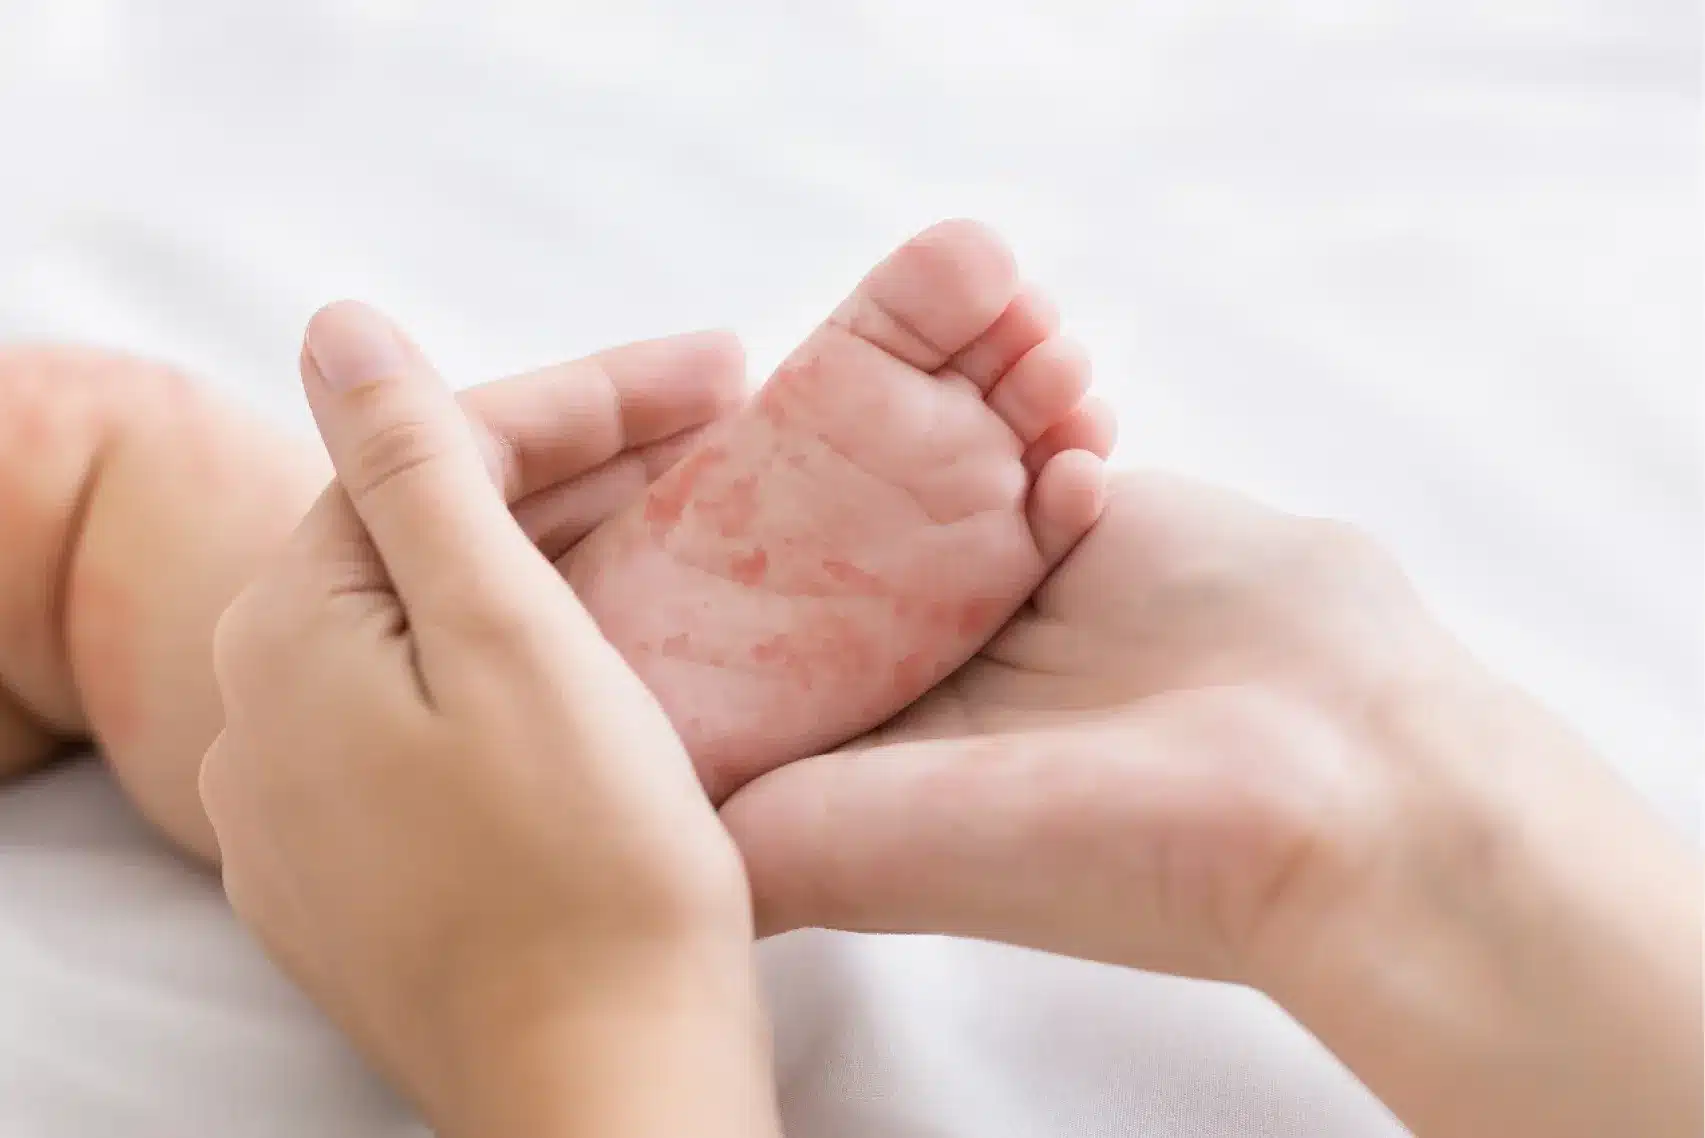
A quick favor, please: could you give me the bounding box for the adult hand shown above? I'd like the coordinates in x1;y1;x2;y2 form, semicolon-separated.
199;302;780;1138
725;470;1702;1138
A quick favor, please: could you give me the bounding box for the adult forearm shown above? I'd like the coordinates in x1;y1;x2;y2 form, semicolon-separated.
1269;684;1702;1138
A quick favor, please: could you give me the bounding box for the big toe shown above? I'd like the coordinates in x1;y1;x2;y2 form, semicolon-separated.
828;219;1020;372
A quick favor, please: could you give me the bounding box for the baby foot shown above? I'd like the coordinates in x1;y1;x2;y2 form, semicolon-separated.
562;220;1112;800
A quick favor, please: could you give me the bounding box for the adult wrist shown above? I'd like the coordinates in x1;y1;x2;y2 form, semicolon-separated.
428;936;781;1138
1262;673;1702;1137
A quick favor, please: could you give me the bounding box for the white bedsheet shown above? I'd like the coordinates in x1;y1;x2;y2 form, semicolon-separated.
0;3;1698;1135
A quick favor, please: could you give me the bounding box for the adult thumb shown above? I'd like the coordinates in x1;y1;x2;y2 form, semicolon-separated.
720;719;1270;980
300;300;537;608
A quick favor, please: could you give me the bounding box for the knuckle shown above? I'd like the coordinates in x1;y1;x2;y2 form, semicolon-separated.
346;416;445;504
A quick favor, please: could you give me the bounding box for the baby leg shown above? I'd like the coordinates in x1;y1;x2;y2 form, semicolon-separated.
0;346;327;855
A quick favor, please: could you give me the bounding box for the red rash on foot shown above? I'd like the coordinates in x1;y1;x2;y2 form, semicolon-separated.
757;389;792;429
644;445;726;529
817;610;878;675
700;474;760;539
729;548;769;586
751;635;789;666
661;633;691;658
821;558;886;595
957;597;1003;636
643;484;688;529
753;629;819;691
892;650;928;699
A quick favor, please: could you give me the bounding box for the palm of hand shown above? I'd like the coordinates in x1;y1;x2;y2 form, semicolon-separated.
728;471;1467;984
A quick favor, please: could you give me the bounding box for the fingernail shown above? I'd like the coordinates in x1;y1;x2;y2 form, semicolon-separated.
305;300;411;393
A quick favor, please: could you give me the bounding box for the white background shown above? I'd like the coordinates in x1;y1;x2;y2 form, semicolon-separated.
0;2;1698;1135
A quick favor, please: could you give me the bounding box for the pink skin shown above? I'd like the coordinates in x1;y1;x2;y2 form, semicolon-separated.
0;220;1114;859
564;220;1109;801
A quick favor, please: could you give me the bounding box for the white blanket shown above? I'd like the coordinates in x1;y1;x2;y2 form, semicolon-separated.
1;3;1697;1135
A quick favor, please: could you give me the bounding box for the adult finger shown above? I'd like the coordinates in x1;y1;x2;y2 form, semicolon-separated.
721;731;1122;943
719;718;1277;978
280;329;744;608
298;300;540;607
461;329;745;505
